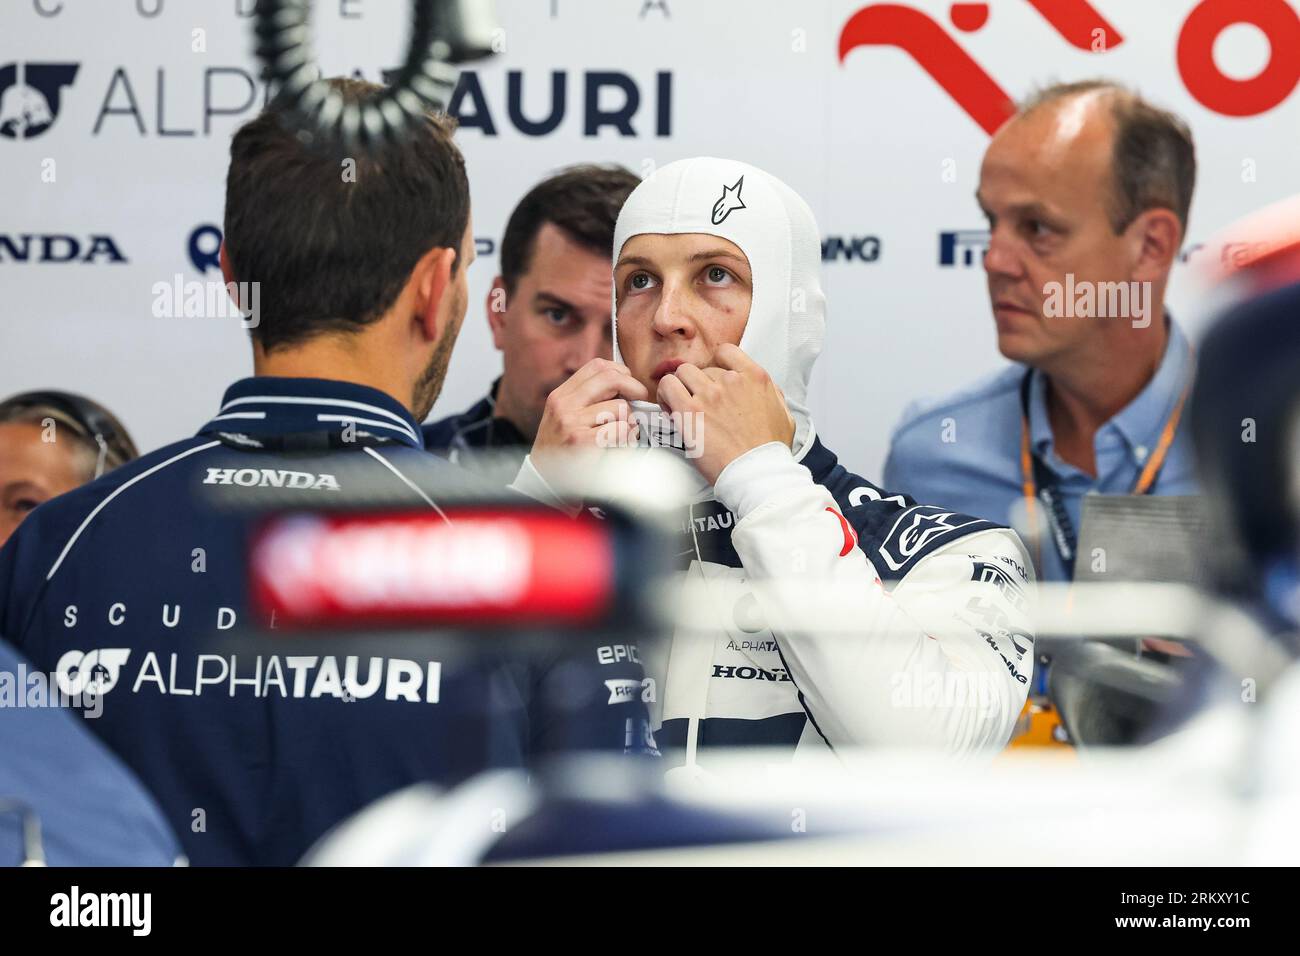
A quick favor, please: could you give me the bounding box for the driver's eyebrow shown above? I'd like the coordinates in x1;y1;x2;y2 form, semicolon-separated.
686;248;748;264
616;254;654;270
686;249;747;266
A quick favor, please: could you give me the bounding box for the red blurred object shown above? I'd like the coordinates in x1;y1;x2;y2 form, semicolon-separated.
1205;194;1300;292
250;508;614;630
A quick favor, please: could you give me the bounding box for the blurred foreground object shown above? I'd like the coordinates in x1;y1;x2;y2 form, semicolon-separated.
305;669;1294;865
236;449;693;645
1190;201;1300;632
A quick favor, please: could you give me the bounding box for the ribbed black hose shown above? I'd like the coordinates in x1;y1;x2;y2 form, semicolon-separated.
253;0;460;151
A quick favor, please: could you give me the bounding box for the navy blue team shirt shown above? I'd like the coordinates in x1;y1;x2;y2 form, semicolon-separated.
0;377;653;866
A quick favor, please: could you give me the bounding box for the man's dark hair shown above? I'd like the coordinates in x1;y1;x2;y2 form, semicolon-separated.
223;77;470;352
499;164;640;295
1020;80;1197;236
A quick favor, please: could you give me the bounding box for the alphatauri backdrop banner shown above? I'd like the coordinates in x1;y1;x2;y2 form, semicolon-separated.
4;0;1299;474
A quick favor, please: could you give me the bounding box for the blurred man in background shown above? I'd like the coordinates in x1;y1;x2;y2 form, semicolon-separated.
885;81;1197;584
0;391;138;548
0;78;653;866
423;164;639;482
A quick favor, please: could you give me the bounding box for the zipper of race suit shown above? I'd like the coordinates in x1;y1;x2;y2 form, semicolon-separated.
686;501;703;767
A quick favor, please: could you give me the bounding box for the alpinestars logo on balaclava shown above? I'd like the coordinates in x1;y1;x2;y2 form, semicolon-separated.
711;176;746;225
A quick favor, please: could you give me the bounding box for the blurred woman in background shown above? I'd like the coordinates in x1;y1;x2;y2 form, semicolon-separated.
0;390;138;548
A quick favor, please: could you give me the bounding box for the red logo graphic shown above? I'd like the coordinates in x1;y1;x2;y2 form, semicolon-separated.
826;507;859;557
839;0;1300;133
1178;0;1300;115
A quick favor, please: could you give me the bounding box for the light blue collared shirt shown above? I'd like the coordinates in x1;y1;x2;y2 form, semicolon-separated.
883;320;1198;582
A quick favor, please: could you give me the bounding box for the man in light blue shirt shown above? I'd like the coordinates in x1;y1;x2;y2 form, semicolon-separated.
885;80;1199;584
0;637;181;866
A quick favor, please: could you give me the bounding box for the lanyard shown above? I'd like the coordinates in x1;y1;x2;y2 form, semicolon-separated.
1018;363;1192;578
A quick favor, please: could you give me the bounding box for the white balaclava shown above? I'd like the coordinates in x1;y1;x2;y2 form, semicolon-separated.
611;157;826;460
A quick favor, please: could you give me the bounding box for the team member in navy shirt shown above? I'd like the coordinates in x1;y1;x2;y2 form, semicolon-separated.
0;78;653;866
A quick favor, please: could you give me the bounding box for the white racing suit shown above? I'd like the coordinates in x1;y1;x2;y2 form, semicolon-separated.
648;435;1034;765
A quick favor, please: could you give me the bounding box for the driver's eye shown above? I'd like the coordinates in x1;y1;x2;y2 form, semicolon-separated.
707;266;729;283
630;273;651;290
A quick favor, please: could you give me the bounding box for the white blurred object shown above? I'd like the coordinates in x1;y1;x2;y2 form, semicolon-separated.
302;770;535;867
1244;662;1300;865
303;655;1299;866
303;572;1299;864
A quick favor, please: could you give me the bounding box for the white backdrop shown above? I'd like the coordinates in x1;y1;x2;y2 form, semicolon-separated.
4;0;1299;476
